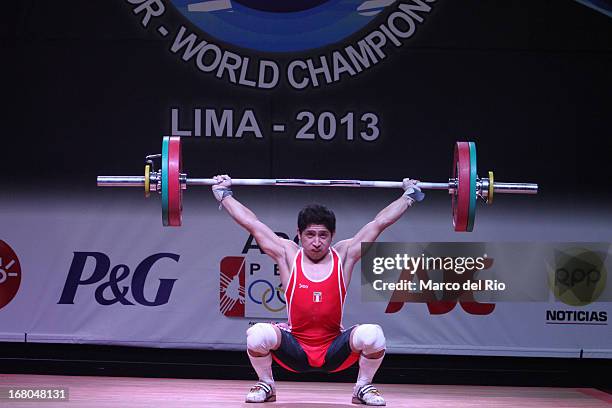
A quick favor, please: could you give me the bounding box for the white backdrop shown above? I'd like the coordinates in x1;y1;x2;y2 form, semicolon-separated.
0;190;610;358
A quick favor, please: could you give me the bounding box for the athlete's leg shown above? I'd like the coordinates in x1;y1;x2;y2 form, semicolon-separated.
350;324;386;406
245;323;281;403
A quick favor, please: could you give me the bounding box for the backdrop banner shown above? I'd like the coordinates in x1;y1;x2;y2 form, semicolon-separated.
0;195;610;358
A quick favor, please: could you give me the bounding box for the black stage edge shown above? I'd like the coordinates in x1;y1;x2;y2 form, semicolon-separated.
1;342;610;390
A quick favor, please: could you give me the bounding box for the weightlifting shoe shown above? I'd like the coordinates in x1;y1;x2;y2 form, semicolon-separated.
352;384;386;406
245;381;276;403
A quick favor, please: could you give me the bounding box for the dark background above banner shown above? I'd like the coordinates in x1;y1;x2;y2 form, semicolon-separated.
3;0;611;201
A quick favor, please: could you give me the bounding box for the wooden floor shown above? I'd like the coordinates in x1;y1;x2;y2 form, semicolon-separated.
0;375;610;407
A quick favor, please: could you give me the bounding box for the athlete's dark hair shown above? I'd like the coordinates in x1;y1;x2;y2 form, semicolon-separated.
297;204;336;234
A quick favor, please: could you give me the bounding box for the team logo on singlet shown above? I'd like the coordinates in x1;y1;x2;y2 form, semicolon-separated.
313;291;323;303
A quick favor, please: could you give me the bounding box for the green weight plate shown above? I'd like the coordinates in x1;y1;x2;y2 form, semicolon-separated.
467;141;477;232
161;136;170;226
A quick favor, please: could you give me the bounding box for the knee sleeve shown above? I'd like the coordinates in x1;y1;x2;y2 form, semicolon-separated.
352;324;386;355
246;323;278;354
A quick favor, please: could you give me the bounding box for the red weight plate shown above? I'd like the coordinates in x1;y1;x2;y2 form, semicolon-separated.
451;145;459;229
167;136;183;226
452;142;471;232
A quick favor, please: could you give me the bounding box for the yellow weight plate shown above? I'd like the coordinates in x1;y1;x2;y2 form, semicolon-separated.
488;170;494;205
144;164;150;198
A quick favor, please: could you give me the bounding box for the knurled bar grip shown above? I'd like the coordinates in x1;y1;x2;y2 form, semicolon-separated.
189;179;446;189
95;177;538;194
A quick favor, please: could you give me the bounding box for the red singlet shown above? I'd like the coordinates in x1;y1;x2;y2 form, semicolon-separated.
284;248;347;367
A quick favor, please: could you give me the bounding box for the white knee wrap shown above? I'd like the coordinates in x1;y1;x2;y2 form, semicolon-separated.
246;323;278;354
353;324;386;355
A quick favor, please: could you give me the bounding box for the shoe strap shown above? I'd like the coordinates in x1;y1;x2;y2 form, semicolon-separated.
358;384;380;399
252;381;273;395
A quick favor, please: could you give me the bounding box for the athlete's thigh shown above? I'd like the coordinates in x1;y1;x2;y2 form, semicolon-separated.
322;325;359;372
271;327;311;372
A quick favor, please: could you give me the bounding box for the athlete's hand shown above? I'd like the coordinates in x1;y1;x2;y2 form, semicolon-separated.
402;178;418;191
212;174;233;203
402;178;425;202
213;174;232;189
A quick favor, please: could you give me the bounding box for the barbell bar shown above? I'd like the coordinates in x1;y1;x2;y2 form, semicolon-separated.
97;137;538;231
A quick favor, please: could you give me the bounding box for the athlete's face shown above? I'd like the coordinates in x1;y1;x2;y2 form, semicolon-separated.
299;224;333;262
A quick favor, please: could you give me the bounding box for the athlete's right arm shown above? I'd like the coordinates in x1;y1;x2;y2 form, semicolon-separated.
221;196;287;259
212;175;287;263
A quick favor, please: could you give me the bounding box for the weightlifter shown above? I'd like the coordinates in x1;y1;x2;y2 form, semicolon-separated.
212;174;423;406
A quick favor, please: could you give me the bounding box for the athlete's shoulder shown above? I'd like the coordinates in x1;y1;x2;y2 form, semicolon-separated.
332;240;349;260
282;240;300;262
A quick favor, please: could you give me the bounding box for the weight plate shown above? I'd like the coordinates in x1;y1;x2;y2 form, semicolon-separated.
167;136;182;226
161;137;170;226
488;170;494;205
466;141;477;232
452;142;471;232
144;164;150;198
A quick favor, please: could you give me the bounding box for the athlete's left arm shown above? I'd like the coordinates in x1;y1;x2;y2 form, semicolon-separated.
335;179;420;284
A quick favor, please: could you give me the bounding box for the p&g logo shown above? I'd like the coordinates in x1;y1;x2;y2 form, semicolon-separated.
59;252;180;306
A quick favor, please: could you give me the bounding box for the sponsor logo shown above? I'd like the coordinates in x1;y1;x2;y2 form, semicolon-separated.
220;256;246;316
299;283;309;289
58;252;180;306
313;291;323;303
220;232;295;318
0;240;21;309
548;247;607;306
545;309;607;326
545;247;608;326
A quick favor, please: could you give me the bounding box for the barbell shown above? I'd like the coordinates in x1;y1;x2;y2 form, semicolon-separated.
97;136;538;231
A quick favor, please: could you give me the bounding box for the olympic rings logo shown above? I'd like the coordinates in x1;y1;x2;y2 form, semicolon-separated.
248;279;286;312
